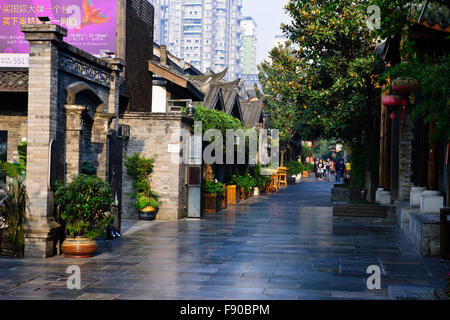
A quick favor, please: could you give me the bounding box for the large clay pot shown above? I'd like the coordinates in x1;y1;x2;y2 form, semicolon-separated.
139;206;159;221
62;237;98;258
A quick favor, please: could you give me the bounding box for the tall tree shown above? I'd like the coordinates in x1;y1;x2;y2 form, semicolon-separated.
257;43;307;166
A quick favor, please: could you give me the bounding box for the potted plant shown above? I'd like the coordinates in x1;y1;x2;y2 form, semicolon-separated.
135;195;161;221
54;174;114;258
287;161;303;185
202;179;224;213
228;175;246;200
124;153;161;221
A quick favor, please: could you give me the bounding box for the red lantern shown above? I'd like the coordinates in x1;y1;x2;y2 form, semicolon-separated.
382;95;408;108
390;112;395;120
392;78;418;95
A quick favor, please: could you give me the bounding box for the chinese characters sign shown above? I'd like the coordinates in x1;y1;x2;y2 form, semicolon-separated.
0;0;117;67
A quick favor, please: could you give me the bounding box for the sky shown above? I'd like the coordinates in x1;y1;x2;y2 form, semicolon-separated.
242;0;291;65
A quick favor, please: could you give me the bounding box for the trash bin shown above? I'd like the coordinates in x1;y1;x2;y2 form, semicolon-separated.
441;208;450;260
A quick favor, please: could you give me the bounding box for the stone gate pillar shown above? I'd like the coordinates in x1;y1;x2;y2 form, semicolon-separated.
398;114;414;202
65;105;86;180
21;24;66;257
92;113;116;181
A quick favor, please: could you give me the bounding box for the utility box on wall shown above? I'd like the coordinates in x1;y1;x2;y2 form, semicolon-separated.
187;134;202;218
187;166;202;218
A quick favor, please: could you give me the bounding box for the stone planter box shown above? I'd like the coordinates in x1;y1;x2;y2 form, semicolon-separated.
331;186;350;203
333;204;391;219
440;208;450;260
349;188;362;201
408;212;440;257
287;177;296;185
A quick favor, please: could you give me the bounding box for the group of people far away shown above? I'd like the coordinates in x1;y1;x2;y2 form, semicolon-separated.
313;158;350;183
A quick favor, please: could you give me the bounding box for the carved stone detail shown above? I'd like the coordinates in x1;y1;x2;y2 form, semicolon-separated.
65;105;86;131
59;55;112;88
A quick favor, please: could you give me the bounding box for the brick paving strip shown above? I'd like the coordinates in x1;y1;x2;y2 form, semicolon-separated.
0;178;448;300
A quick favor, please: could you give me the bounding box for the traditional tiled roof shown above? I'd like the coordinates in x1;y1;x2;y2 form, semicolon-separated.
203;84;224;110
240;100;263;128
188;68;228;85
0;68;28;91
411;1;450;30
220;79;241;114
149;59;204;100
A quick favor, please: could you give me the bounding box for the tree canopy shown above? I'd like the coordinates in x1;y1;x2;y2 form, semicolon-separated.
258;0;385;145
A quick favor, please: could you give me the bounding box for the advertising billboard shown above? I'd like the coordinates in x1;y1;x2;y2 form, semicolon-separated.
0;0;117;67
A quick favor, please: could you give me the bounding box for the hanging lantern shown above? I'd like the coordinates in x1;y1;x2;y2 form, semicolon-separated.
382;94;408;108
392;78;419;95
390;112;395;120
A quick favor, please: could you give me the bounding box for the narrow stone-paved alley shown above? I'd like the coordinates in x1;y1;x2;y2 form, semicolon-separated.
0;178;448;300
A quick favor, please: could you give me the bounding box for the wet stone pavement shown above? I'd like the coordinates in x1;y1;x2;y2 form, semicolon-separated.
0;178;449;300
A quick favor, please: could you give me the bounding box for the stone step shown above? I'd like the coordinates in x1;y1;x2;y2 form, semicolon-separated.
333;204;389;218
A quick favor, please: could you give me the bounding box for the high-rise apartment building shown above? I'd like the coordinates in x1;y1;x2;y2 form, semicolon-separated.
241;16;257;75
149;0;244;80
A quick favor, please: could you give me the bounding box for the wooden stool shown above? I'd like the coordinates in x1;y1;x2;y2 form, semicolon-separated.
270;175;277;192
278;167;287;186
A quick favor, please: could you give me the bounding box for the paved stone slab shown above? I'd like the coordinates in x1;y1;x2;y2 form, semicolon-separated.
0;177;448;300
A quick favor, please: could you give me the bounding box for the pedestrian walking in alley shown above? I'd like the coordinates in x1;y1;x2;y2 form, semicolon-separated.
313;159;318;179
336;159;345;183
317;160;324;181
334;160;338;182
325;158;332;181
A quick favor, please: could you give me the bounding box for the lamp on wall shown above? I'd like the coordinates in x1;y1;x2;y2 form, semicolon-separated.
187;103;195;116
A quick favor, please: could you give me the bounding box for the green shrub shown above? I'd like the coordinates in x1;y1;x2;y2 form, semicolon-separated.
249;164;272;190
0;175;27;254
134;196;161;211
304;163;314;172
286;161;304;176
203;180;224;195
227;174;255;193
191;105;242;136
81;162;96;176
124;153;161;210
54;174;114;240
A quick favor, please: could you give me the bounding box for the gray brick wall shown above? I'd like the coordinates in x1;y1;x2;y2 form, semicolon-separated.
0;114;27;163
119;113;192;220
